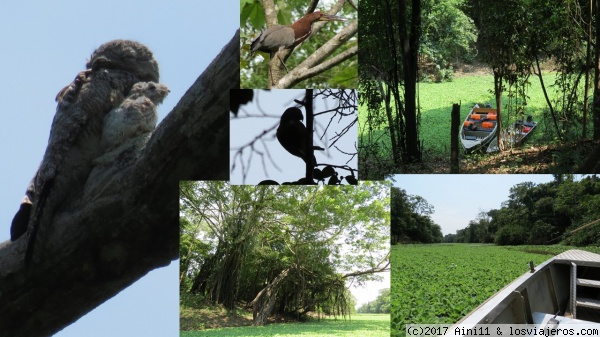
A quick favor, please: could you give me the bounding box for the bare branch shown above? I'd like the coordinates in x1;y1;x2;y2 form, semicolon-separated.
342;252;391;279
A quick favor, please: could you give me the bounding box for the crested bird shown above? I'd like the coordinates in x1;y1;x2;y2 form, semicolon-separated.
276;107;324;167
250;11;345;70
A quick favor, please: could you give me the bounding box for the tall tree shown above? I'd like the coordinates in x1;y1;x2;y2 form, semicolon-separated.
398;0;422;162
391;186;442;244
470;0;530;150
594;0;600;140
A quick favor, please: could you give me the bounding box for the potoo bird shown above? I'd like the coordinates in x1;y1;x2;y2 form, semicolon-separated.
11;40;161;266
82;81;169;199
276;107;323;167
101;81;169;151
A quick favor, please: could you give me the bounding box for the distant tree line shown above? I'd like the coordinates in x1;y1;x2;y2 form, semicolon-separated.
445;175;600;246
356;288;390;314
391;187;443;244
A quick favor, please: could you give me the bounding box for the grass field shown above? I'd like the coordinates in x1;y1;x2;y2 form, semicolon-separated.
390;244;600;337
180;314;390;337
360;73;570;160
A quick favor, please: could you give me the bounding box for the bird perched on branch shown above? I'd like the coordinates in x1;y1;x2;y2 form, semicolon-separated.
250;11;345;70
10;39;161;266
276;107;324;167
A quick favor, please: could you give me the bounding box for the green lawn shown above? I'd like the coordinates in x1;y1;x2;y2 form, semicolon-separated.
180;314;390;337
390;244;600;337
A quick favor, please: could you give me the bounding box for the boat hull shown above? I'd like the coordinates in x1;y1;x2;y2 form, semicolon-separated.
460;107;498;153
452;250;600;327
487;120;537;153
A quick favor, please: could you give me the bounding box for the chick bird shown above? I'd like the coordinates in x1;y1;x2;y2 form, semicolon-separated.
276;107;323;167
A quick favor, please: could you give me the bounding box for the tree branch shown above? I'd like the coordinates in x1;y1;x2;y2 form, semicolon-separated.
274;20;358;88
342;260;391;279
0;29;239;337
277;46;357;89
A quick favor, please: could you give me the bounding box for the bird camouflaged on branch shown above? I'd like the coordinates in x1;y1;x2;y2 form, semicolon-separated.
9;40;165;267
250;11;345;71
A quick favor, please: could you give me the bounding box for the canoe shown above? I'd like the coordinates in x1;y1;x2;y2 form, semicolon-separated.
460;105;498;153
452;249;600;327
487;115;537;153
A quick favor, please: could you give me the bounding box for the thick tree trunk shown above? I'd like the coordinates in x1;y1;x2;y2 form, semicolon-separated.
379;82;400;165
252;268;290;326
190;249;221;294
382;0;402;165
398;0;422;162
211;248;244;310
0;30;239;337
209;187;267;310
409;0;422;162
576;141;600;173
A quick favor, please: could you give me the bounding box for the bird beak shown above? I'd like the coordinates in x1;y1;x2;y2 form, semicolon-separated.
319;14;345;22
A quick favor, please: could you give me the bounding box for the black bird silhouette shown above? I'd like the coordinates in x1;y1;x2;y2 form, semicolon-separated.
276;107;323;167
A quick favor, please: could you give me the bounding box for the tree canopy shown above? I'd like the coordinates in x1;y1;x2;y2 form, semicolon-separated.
391;186;443;244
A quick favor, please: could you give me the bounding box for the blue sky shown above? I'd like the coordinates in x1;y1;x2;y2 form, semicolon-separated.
0;1;238;336
391;174;563;236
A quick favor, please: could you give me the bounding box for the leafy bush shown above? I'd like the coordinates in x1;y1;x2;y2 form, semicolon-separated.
180;293;206;310
528;221;555;245
494;225;527;245
419;0;477;82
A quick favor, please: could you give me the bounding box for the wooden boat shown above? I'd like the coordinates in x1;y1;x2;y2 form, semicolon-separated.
451;249;600;329
460;105;498;153
487;115;537;153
